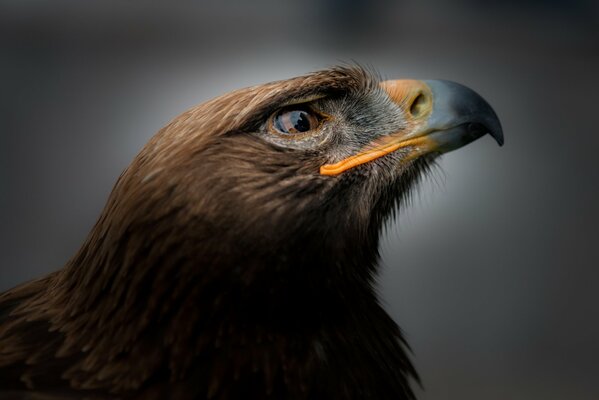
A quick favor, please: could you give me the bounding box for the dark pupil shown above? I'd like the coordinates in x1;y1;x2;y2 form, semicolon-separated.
276;110;312;133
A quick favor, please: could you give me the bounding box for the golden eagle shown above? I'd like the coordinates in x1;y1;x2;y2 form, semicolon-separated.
0;66;502;399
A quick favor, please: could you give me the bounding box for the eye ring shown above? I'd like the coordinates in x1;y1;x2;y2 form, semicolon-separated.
268;106;324;138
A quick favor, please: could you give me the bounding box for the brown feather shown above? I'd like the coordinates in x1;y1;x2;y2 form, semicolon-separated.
0;66;419;399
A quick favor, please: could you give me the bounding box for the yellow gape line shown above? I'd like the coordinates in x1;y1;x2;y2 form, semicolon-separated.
319;136;432;176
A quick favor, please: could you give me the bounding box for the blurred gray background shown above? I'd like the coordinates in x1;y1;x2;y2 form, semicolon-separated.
1;0;598;399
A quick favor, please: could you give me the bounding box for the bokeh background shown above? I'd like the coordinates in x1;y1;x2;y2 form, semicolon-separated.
1;1;598;399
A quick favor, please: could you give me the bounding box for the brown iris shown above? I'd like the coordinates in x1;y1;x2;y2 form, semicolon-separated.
270;107;320;136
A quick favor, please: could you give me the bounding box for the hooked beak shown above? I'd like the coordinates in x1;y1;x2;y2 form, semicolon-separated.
320;79;503;176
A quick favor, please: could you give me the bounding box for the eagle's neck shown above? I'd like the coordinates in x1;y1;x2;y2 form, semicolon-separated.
57;215;382;330
37;210;416;397
25;152;419;397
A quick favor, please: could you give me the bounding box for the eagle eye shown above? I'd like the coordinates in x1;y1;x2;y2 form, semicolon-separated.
269;107;321;136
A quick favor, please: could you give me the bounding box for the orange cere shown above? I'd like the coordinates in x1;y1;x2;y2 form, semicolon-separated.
379;79;428;107
319;134;434;176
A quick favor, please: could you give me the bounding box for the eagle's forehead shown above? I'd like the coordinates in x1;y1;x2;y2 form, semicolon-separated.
161;66;381;141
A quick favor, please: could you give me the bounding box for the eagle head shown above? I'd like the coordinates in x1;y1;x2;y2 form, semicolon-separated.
96;66;502;282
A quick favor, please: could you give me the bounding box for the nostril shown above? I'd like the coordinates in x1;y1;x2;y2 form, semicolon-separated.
409;93;427;118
